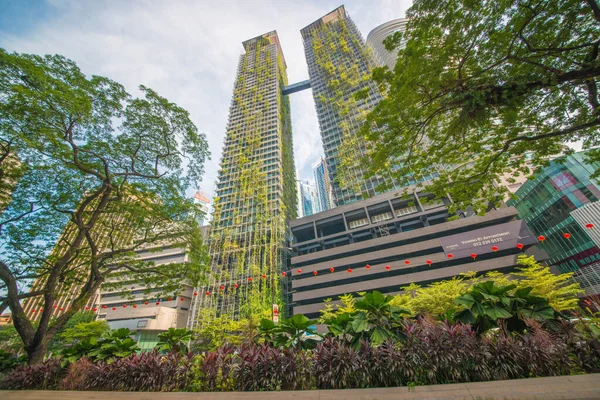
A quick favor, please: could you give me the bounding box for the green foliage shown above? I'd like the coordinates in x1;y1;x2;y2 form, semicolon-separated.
156;328;193;354
361;0;600;212
0;349;26;373
352;291;409;345
0;324;25;354
58;327;139;365
455;281;556;333
0;48;210;364
258;314;319;350
513;255;584;311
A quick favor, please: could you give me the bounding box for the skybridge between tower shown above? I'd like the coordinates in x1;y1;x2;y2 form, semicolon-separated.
282;79;311;95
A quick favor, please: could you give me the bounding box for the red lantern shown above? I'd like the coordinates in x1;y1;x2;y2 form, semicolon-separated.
248;277;253;282
123;304;127;308
538;235;545;242
329;267;335;273
517;243;524;250
563;233;571;239
193;292;198;297
297;269;302;274
586;223;594;229
491;246;498;252
168;297;173;301
426;260;432;265
347;268;352;273
144;301;149;305
32;309;36;313
53;305;58;309
40;308;43;312
404;260;410;265
112;307;116;311
85;307;89;310
471;253;477;260
282;271;286;277
385;265;391;270
93;308;97;312
206;291;211;296
234;283;239;289
447;254;453;259
313;270;318;276
59;307;64;311
220;285;225;290
180;297;185;301
102;305;107;309
365;264;371;269
262;274;267;279
156;302;160;305
133;305;137;308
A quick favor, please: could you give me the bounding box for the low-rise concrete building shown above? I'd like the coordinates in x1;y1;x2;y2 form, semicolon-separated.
288;189;545;318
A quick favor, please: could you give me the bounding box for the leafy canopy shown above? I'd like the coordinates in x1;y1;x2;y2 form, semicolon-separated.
0;48;210;363
360;0;600;211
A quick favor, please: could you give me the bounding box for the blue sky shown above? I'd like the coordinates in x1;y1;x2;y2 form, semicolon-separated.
0;0;412;201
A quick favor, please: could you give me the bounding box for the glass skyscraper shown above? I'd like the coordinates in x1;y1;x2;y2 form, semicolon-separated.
190;31;296;328
297;180;319;218
314;157;334;212
301;6;397;206
507;151;600;276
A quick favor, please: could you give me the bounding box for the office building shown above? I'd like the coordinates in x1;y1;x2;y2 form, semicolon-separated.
366;18;408;69
288;188;544;319
507;151;600;281
314;157;335;212
189;31;296;328
193;191;211;226
301;6;398;206
97;243;196;350
297;180;319;218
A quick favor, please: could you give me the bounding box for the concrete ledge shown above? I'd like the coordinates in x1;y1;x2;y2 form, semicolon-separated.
4;374;600;400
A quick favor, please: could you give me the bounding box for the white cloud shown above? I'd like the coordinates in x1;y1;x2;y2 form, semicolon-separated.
0;0;412;200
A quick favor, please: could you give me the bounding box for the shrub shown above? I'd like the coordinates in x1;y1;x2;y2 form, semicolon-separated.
82;350;191;391
0;358;64;390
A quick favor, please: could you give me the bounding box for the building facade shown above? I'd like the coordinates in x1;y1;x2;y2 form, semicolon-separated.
297;179;319;218
301;6;398;207
507;151;600;280
366;18;408;69
97;244;195;350
190;31;296;329
193;191;211;226
314;157;335;212
288;189;544;319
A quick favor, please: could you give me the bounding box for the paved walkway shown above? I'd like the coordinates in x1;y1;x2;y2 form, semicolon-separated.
5;373;600;400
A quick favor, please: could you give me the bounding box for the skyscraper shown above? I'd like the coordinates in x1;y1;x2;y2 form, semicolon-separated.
297;180;319;218
314;157;334;212
366;18;408;70
190;31;296;327
301;6;395;206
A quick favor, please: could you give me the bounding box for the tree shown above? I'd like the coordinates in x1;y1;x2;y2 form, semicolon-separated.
358;0;600;212
513;255;584;311
0;49;211;364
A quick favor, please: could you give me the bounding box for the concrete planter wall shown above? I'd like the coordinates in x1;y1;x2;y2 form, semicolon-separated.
3;373;600;400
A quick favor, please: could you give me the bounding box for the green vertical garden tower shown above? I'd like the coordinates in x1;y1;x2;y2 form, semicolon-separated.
190;31;296;328
301;6;393;206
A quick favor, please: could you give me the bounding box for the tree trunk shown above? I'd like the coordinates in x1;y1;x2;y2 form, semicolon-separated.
26;341;47;365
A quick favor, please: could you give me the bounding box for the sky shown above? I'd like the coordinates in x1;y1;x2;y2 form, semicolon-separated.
0;0;412;201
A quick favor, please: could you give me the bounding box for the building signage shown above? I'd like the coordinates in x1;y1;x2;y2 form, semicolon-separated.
438;220;537;259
